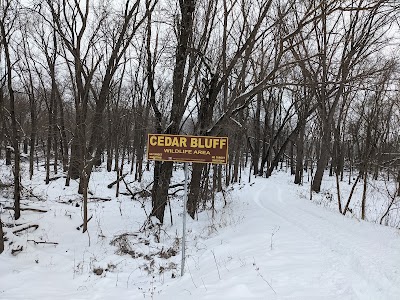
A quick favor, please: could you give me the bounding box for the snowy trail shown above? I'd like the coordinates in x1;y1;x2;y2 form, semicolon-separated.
253;180;400;299
159;174;400;300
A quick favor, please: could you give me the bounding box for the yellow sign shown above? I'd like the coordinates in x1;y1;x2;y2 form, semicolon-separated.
147;134;228;164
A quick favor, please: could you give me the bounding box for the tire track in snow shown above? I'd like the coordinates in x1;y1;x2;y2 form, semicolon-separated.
253;181;400;299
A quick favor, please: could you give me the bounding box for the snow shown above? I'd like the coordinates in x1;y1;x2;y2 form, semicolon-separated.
159;172;400;299
1;163;400;299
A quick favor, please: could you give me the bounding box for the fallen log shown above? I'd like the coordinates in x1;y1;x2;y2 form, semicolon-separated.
169;188;184;196
88;197;112;202
27;239;58;245
43;176;66;182
4;207;47;213
13;224;39;235
107;173;128;189
11;245;23;256
77;215;93;230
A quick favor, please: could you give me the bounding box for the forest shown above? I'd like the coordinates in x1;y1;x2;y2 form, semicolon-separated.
0;0;400;298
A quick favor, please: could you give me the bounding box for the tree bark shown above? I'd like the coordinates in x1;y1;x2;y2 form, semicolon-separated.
151;0;195;223
312;123;331;192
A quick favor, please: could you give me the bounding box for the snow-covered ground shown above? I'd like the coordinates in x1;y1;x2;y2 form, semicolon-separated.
1;163;400;299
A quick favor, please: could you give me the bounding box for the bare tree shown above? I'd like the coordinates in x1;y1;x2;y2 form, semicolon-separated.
0;0;21;220
150;0;196;223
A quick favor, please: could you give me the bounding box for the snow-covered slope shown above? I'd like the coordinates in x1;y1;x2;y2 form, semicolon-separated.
1;170;399;299
159;173;400;299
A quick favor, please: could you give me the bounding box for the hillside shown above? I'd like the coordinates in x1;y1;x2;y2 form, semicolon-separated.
1;166;399;299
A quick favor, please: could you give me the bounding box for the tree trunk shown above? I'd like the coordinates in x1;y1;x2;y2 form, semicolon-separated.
150;0;195;223
82;173;89;233
232;140;241;183
312;123;331;192
151;161;174;223
217;164;222;192
294;121;305;184
361;169;368;220
23;139;28;154
69;120;85;180
289;140;295;175
56;86;69;173
5;146;11;165
0;217;4;254
1;21;21;220
28;92;36;180
53;93;58;175
135;103;150;182
335;169;342;213
187;163;203;219
106;101;113;172
253;92;262;175
45;84;55;185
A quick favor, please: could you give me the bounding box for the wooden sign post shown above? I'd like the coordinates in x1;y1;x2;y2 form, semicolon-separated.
147;134;229;276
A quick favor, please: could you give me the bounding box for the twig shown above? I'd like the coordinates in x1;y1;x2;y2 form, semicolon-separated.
87;197;112;202
270;226;280;250
13;224;39;235
43;176;65;182
168;188;184;196
107;173;128;189
169;182;184;189
201;277;207;291
123;178;152;199
256;269;276;294
211;250;221;279
11;246;23;255
21;185;46;202
27;239;58;245
77;215;93;230
187;263;197;288
123;178;149;219
4;207;47;213
253;258;276;294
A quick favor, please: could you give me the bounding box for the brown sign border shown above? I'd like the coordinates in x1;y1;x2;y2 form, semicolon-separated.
146;133;229;164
